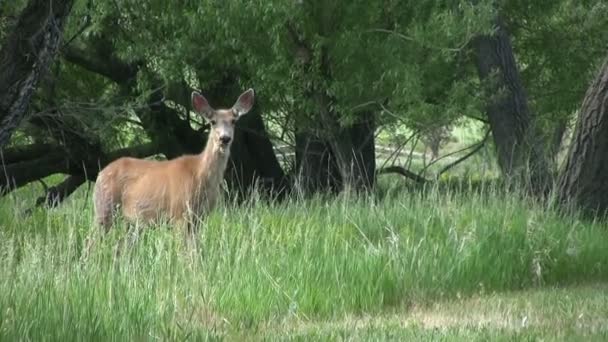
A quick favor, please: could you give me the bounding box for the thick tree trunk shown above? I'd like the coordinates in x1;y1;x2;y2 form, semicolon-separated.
328;113;376;192
226;107;288;199
346;113;376;190
473;17;549;192
145;85;204;158
294;113;376;195
557;56;608;215
287;25;376;194
0;0;73;147
295;131;342;195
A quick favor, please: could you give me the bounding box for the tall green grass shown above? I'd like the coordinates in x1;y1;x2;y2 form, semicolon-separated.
0;182;607;340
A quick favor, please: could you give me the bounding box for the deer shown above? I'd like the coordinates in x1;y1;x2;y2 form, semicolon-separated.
92;88;255;234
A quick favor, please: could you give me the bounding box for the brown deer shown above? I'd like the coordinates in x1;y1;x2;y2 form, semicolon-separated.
93;89;255;232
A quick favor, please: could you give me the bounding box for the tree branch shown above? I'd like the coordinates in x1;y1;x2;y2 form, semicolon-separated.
1;149;68;195
0;143;54;164
436;129;491;177
62;44;139;83
377;166;428;183
1;142;157;196
419;129;491;177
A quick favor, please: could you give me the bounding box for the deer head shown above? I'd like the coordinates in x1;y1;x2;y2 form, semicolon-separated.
191;88;255;153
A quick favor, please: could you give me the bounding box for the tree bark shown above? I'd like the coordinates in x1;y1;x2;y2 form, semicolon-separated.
557;55;608;215
295;131;342;195
347;113;376;190
226;106;288;199
0;0;74;147
472;17;549;192
326;113;377;192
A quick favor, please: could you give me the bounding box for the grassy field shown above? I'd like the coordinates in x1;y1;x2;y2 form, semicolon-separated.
0;180;607;340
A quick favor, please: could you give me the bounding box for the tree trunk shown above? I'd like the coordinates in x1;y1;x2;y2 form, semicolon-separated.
557;55;608;215
0;0;73;147
226;107;288;199
472;16;549;192
328;113;376;192
287;25;376;194
349;113;376;190
295;131;342;195
294;112;376;195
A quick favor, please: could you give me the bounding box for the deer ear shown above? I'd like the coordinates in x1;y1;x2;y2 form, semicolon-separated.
232;88;255;117
192;91;213;119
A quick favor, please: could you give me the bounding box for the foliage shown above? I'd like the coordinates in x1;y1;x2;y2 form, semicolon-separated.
3;0;606;170
53;1;496;141
504;0;608;139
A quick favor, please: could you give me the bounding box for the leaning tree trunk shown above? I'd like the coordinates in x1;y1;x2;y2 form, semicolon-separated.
0;0;73;147
557;55;608;215
473;16;549;192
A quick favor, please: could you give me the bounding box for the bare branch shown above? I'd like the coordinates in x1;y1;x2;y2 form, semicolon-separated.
366;28;471;53
436;129;491;177
420;128;491;177
377;166;428;184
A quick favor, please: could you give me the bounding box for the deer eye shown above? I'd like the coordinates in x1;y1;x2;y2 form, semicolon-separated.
231;119;237;125
210;120;216;125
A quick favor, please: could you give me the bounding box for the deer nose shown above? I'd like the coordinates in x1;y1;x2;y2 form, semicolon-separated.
219;135;232;145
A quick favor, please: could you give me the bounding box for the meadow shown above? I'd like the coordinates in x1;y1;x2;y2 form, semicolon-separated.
1;178;607;341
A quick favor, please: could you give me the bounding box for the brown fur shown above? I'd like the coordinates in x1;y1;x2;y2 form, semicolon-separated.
93;89;254;231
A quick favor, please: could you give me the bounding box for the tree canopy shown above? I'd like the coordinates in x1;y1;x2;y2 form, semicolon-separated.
1;0;608;212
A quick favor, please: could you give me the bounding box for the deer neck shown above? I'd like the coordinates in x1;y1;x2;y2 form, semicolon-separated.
197;134;231;185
